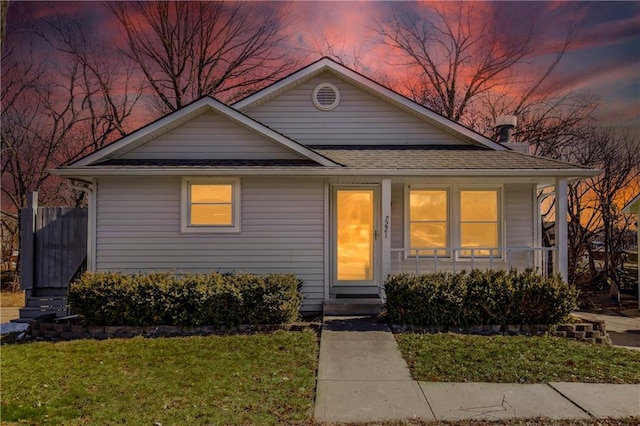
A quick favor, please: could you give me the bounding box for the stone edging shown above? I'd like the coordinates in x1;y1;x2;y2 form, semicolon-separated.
23;321;287;342
21;317;610;345
390;318;611;345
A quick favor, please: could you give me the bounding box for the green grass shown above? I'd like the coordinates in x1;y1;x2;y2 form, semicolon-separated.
395;333;640;384
1;330;318;425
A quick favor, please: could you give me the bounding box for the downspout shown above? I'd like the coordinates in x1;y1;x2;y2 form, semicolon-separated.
70;179;97;272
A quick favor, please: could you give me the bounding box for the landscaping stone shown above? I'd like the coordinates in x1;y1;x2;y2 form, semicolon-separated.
572;331;586;340
44;330;59;338
575;324;593;332
18;316;611;345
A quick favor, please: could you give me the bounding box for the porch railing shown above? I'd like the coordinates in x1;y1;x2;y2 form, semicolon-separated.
391;246;556;276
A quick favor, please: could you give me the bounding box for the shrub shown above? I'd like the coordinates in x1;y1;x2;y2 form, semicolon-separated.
385;268;578;326
69;271;303;327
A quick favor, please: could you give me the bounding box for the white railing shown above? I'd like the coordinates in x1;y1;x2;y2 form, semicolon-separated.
391;246;557;276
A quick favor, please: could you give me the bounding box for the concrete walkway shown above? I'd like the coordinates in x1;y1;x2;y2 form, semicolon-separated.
1;306;19;323
0;307;28;335
314;316;640;424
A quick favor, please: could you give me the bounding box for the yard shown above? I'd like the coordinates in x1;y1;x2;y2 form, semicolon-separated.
1;291;24;308
3;327;640;425
1;330;318;425
396;333;640;384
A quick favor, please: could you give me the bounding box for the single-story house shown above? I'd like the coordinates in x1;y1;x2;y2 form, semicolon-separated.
622;193;640;309
54;58;598;313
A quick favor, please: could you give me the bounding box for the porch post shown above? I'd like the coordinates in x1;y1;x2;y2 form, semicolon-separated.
323;179;330;301
381;179;392;289
555;177;568;282
19;191;38;299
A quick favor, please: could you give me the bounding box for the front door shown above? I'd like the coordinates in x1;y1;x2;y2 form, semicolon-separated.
332;186;378;287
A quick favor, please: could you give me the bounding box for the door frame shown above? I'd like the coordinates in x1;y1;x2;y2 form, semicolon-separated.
330;184;380;289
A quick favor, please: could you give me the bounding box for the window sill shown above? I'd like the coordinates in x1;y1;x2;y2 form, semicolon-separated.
180;225;241;234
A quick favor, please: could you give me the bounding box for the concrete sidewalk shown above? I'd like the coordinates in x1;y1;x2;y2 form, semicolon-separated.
314;316;640;424
0;307;28;335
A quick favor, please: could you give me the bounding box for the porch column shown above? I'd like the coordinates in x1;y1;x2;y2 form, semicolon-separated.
555;177;568;282
381;179;391;287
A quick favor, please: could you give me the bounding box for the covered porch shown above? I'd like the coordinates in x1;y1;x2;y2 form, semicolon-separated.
323;176;571;307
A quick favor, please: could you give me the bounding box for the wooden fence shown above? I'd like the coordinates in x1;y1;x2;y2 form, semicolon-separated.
20;192;88;298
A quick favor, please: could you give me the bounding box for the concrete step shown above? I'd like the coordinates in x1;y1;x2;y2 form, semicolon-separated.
33;288;67;297
26;297;67;308
323;298;383;315
19;306;68;320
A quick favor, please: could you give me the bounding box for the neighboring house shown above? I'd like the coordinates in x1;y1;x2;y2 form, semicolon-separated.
622;193;640;309
53;58;598;313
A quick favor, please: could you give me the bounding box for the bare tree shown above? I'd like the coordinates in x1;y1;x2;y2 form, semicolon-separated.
580;128;640;293
2;11;142;211
107;1;297;113
1;48;80;211
375;1;542;123
301;25;393;87
555;127;640;291
36;16;141;160
0;0;8;52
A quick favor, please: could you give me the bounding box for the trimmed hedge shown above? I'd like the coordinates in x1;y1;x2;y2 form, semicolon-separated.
68;271;303;327
385;269;578;327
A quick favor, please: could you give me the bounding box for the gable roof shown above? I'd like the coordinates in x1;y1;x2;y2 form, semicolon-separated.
68;96;340;168
623;194;640;214
233;57;507;151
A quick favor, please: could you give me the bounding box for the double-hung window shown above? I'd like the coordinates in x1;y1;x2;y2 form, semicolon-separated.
459;189;499;257
181;178;241;233
406;186;501;259
408;189;449;257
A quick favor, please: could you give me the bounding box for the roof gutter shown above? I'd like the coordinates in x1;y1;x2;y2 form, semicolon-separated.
52;167;601;180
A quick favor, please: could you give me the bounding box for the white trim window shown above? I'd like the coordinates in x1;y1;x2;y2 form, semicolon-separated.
181;177;241;233
458;188;500;257
405;185;502;259
407;187;449;257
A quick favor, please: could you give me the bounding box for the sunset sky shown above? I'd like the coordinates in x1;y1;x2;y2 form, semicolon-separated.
4;1;640;130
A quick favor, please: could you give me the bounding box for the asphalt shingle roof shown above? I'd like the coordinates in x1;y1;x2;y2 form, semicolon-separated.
87;145;591;172
312;145;587;170
95;159;321;167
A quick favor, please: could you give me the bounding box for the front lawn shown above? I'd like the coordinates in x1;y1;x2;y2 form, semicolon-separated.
1;330;318;425
396;333;640;384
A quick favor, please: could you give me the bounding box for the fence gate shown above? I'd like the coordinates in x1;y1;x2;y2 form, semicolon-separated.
19;192;87;320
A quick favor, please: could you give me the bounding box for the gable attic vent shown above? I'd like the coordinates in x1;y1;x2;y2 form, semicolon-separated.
313;83;340;111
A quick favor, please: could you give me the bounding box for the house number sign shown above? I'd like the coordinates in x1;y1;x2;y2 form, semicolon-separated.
384;216;389;238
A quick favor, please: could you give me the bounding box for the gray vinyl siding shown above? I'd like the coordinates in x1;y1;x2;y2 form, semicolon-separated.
504;183;536;266
95;176;325;311
246;73;466;146
119;111;303;160
390;182;535;273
